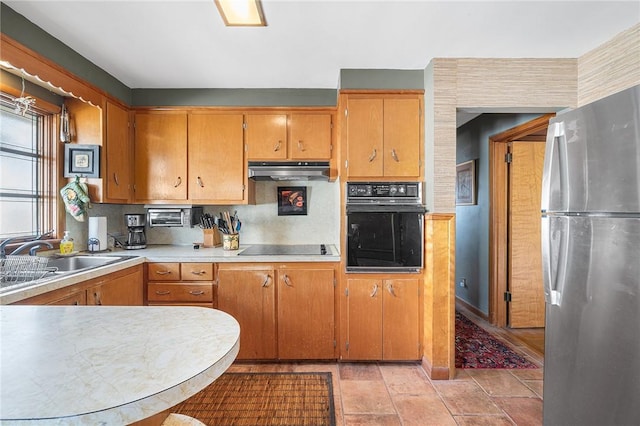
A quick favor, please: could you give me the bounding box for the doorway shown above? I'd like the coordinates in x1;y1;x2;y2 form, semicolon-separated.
489;114;554;328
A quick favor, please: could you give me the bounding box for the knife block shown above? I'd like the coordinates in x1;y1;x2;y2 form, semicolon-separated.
202;229;222;248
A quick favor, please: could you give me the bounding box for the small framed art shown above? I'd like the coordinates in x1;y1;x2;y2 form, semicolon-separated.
456;160;476;206
277;186;307;216
64;144;100;178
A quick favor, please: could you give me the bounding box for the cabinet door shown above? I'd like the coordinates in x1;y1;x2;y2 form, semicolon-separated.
188;113;245;202
289;114;332;160
87;267;144;306
345;278;383;360
105;102;131;202
383;98;421;177
382;278;420;360
245;114;287;160
346;98;384;177
278;267;335;359
217;266;277;360
134;112;187;201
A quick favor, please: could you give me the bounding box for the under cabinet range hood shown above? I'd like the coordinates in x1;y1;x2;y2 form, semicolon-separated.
248;161;330;181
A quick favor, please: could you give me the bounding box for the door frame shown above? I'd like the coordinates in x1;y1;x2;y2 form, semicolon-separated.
488;114;554;327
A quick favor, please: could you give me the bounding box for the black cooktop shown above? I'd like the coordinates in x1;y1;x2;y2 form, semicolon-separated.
238;244;329;256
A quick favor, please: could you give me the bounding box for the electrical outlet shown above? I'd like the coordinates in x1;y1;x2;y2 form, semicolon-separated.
458;278;467;288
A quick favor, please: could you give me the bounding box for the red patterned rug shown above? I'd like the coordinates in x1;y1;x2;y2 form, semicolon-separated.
456;312;539;369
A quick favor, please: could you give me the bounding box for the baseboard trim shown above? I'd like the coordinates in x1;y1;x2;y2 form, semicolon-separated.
421;357;451;380
455;297;489;321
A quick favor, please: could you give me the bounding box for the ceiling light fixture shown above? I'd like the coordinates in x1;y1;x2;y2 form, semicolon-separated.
215;0;267;26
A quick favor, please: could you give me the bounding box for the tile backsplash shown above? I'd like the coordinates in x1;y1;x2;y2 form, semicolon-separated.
66;180;341;251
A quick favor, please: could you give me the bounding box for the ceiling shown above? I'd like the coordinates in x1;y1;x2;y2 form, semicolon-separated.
3;1;639;90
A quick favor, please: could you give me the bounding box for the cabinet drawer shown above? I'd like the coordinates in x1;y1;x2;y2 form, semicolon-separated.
148;283;213;302
148;263;180;281
181;263;213;281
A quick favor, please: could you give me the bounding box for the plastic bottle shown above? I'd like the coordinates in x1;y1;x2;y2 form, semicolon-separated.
60;231;74;255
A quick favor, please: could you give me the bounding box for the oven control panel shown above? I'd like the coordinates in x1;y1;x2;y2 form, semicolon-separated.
347;182;422;203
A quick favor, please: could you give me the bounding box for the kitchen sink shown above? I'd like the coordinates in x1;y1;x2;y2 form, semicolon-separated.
45;255;128;272
1;254;135;293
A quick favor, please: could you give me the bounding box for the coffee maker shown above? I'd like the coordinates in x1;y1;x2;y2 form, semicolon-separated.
124;213;146;249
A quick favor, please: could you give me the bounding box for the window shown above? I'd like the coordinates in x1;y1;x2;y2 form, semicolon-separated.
0;93;57;240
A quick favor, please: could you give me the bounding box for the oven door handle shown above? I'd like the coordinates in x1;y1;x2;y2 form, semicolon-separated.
346;204;427;214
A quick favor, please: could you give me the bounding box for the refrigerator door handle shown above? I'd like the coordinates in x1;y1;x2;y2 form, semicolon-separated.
542;216;568;306
541;121;567;212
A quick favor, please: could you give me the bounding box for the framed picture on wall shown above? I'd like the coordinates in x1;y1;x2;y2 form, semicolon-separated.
64;144;100;178
277;186;307;215
456;160;476;205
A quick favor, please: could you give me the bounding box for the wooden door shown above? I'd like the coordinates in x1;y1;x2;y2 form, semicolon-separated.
508;141;546;327
345;278;383;360
188;113;245;202
346;98;384;177
87;267;143;306
289;113;332;160
105;101;131;202
134;112;187;202
383;98;421;177
382;278;420;360
217;266;277;359
277;267;335;359
245;114;287;160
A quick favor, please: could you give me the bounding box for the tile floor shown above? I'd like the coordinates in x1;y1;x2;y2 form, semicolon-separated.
228;317;545;426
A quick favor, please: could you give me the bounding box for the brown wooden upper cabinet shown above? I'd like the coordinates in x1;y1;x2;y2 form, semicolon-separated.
343;93;423;179
133;111;188;202
64;98;133;203
105;101;132;202
246;112;333;161
188;112;247;204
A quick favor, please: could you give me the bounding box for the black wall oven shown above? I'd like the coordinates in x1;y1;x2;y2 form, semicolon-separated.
346;182;426;273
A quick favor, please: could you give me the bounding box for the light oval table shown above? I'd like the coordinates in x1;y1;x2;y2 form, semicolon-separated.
0;306;240;425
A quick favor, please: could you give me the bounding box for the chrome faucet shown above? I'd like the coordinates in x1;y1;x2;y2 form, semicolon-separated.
0;237;21;259
11;241;54;256
0;231;55;258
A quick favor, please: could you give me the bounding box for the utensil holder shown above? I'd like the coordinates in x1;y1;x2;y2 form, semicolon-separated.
203;229;222;248
222;233;239;251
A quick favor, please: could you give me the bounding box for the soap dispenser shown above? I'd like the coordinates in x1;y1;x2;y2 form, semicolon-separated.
60;231;74;255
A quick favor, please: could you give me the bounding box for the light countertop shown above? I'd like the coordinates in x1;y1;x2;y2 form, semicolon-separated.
0;244;340;305
0;305;240;425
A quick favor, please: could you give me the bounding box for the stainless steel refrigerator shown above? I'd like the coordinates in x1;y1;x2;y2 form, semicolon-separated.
541;84;640;425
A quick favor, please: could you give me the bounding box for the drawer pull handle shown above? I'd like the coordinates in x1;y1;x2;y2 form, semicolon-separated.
155;290;171;295
189;290;205;296
274;140;282;152
386;283;396;297
370;284;378;298
283;274;292;287
197;176;204;188
191;270;207;275
262;275;271;287
391;148;399;162
94;291;102;305
174;176;182;188
297;140;305;151
368;148;377;162
155;270;172;275
113;172;119;186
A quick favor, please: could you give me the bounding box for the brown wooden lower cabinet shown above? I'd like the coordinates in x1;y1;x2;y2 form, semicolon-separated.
146;262;214;308
217;263;337;361
217;264;277;360
277;265;336;360
13;265;144;306
343;277;420;361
